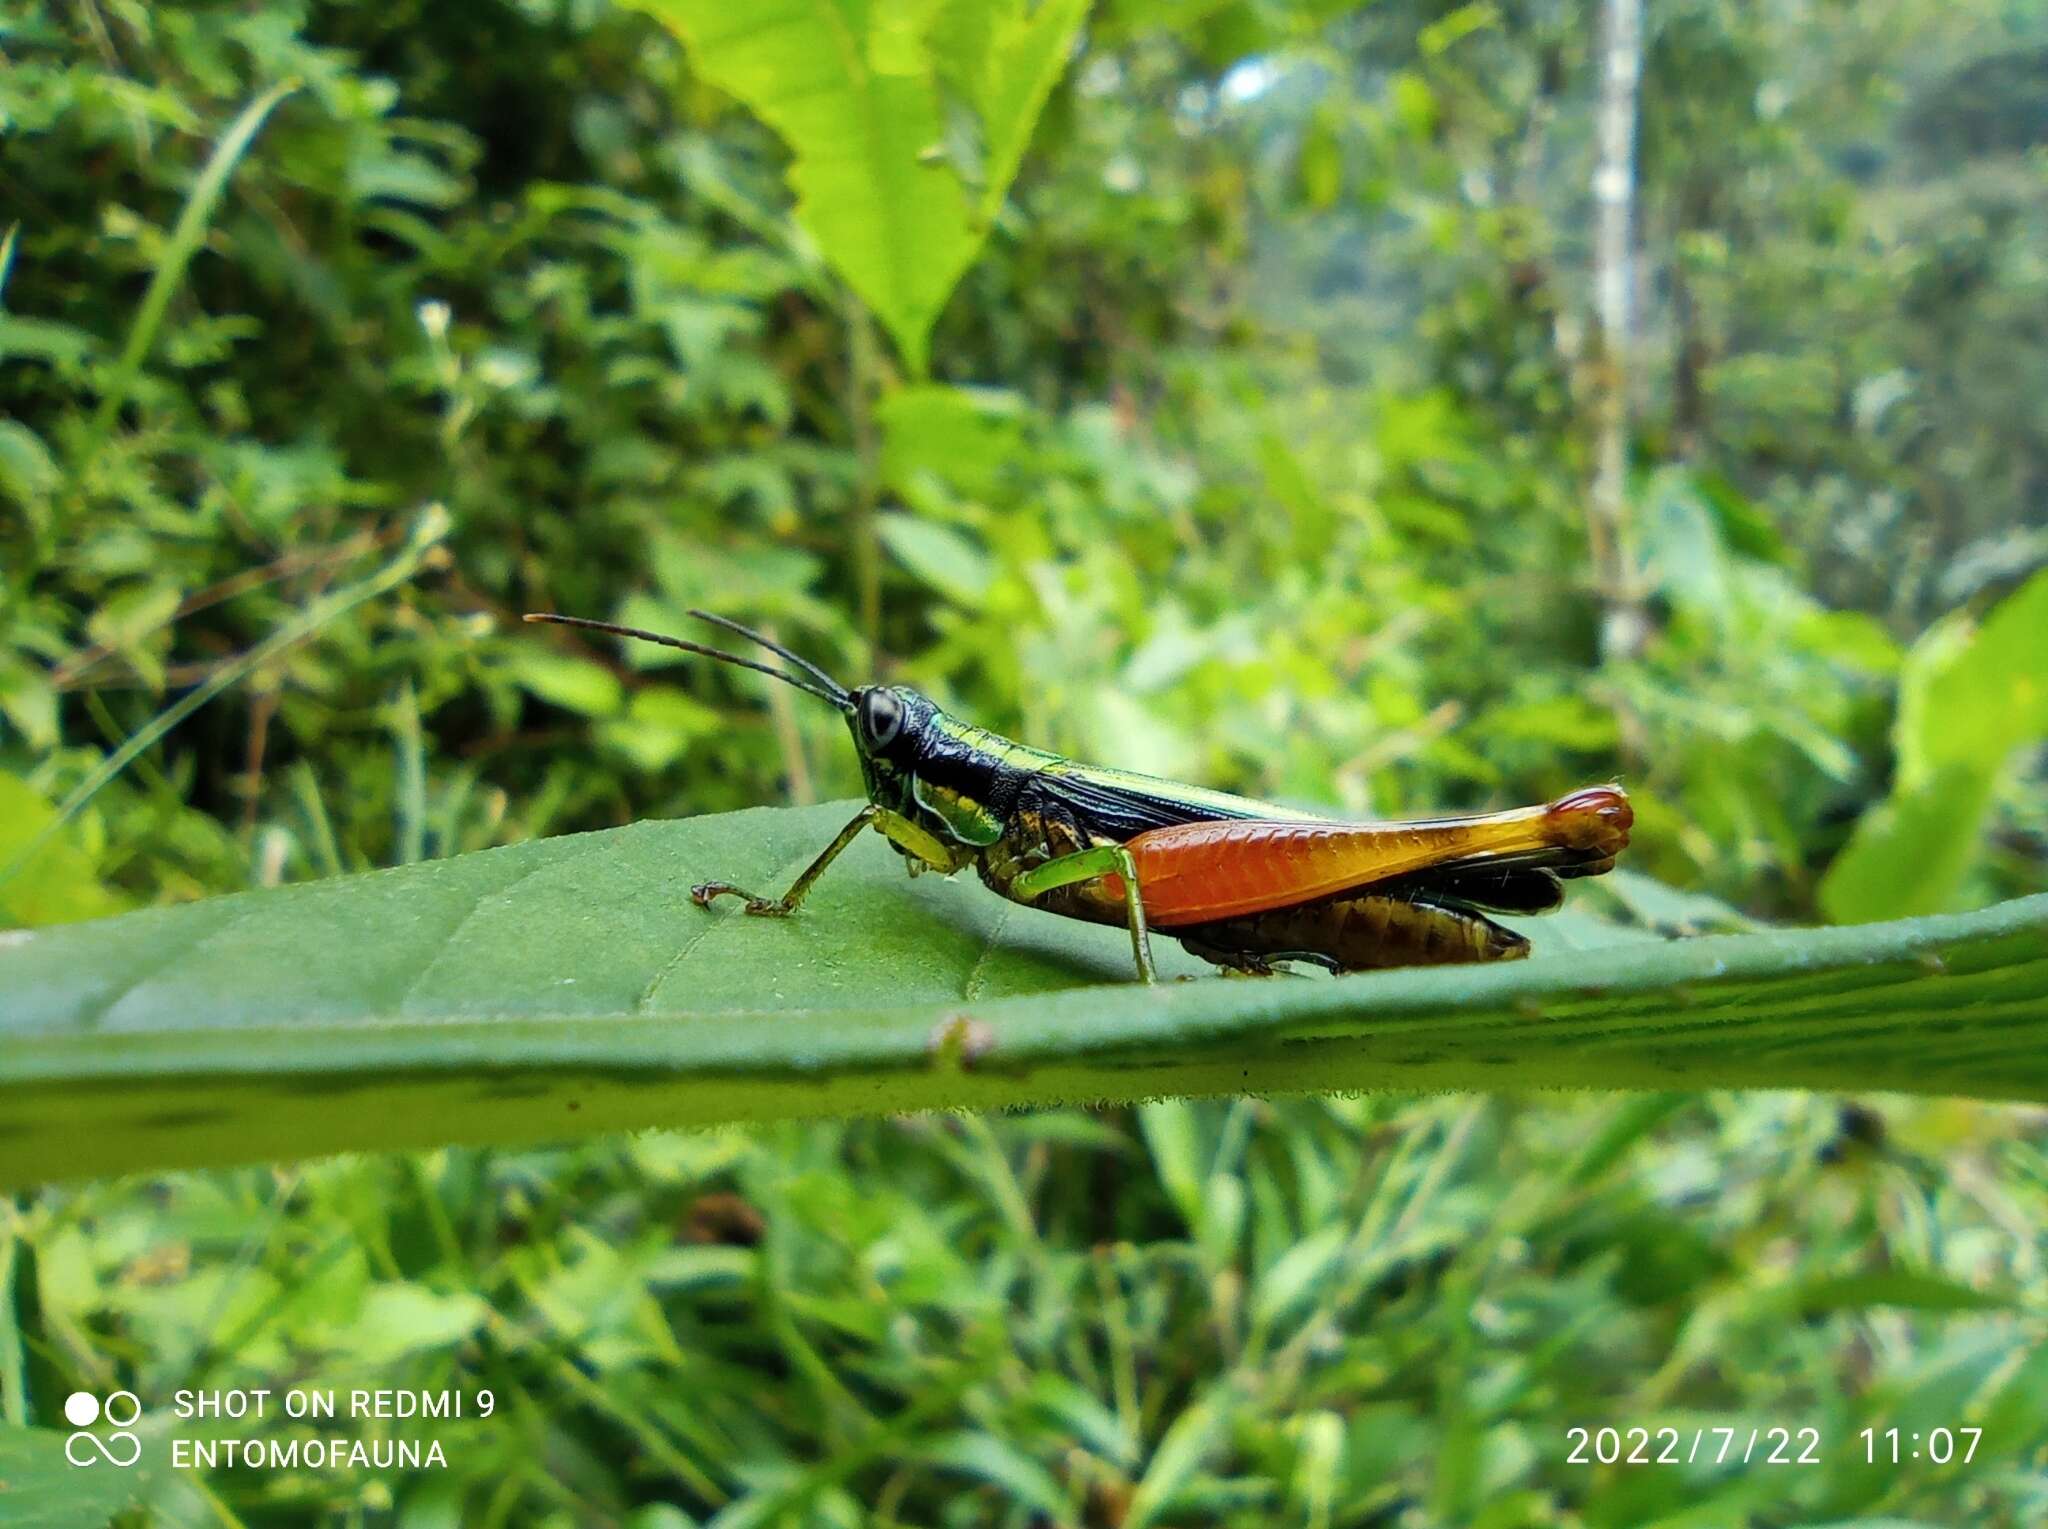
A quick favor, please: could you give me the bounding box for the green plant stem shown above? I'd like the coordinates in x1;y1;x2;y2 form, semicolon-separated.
847;295;884;655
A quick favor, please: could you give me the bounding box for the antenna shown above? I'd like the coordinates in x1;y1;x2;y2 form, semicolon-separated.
521;614;851;710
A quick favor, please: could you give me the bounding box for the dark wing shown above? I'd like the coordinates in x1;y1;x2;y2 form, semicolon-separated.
1373;863;1565;915
1019;769;1283;840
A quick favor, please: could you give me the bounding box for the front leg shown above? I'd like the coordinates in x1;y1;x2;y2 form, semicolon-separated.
1008;842;1158;984
692;805;880;916
692;805;971;917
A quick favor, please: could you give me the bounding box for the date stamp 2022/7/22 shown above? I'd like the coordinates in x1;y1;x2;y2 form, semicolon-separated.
1565;1424;1984;1468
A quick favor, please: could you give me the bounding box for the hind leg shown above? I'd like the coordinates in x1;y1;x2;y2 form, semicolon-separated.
1175;935;1283;976
1008;842;1158;983
1176;935;1342;977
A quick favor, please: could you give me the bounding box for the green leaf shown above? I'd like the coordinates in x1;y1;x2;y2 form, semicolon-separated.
339;1284;490;1364
0;776;127;929
1295;107;1343;210
906;1432;1072;1520
0;661;60;752
878;383;1025;500
1897;567;2048;784
82;80;299;461
928;0;1091;211
1821;568;2048;923
1818;764;1997;926
629;0;1088;374
0;421;60;511
876;513;995;602
507;647;626;718
598;688;723;773
1593;869;1760;936
1789;1270;2018;1316
1125;1388;1232;1529
0;1423;148;1528
2;802;2046;1189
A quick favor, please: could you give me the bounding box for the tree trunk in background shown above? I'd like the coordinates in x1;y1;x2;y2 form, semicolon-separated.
1589;0;1647;665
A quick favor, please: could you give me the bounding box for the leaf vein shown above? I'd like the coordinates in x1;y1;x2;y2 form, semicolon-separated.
961;900;1016;1003
395;838;617;1013
636;838;839;1013
75;901;252;1032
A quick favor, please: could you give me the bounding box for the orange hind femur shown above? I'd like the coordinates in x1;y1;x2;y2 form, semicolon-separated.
1105;786;1633;928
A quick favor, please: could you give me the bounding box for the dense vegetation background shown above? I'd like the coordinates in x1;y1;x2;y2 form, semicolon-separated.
3;0;2045;1522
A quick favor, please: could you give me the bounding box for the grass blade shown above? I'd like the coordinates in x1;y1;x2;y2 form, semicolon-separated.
81;79;299;457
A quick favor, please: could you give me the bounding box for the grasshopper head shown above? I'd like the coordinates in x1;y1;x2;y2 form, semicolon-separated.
847;684;939;815
520;612;971;835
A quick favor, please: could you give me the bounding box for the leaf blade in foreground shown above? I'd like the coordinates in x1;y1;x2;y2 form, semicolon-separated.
2;801;2044;1187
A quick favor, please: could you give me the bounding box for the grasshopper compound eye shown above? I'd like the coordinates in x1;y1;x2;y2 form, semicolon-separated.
858;688;904;749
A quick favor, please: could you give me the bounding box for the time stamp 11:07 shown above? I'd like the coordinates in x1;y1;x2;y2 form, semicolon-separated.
1564;1425;1984;1467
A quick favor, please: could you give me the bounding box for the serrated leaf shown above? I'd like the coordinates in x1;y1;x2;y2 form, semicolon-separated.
1;801;2045;1189
630;0;1088;374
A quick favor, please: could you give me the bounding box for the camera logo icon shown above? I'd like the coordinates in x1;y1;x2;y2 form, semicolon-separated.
64;1390;143;1468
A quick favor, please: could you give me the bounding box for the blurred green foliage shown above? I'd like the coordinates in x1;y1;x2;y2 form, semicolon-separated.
3;0;2047;1521
14;1099;2048;1524
1822;568;2048;923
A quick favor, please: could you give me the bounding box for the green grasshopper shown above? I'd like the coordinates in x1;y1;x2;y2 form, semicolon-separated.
526;611;1633;982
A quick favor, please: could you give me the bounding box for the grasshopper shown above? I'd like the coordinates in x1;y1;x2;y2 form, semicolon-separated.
525;611;1633;982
